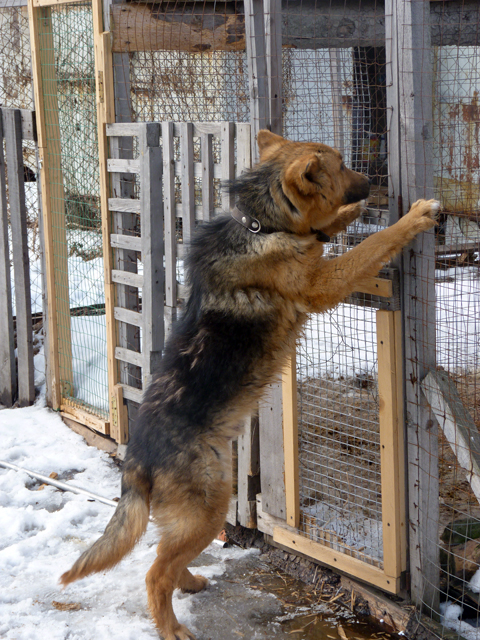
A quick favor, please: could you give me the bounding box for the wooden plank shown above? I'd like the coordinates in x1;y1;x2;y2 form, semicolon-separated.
221;122;235;212
236;123;252;176
397;0;439;616
0;0;28;7
106;122;145;137
32;0;85;6
108;197;140;213
162;121;177;331
180;122;195;245
60;403;109;435
111;3;246;53
92;0;123;441
139;123;164;387
107;157;140;174
113;306;142;328
119;382;143;404
394;310;407;574
1;109;37;142
377;310;406;580
115;346;144;368
28;1;73;408
259;382;286;519
256;494;289;537
110;233;142;252
3;109;35;406
422;370;480;504
0;114;16;406
237;413;260;528
111;269;143;289
282;352;299;529
273;527;399;594
201;132;214;222
354;277;392;299
244;0;268;161
173;161;224;182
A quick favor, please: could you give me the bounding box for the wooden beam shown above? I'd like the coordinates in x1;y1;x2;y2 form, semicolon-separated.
282;352;299;530
354;277;392;299
0;114;16;407
377;310;407;580
60;402;110;435
28;1;73;408
273;527;400;594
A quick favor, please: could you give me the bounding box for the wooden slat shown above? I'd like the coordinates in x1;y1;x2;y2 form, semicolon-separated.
115;346;144;368
106;122;145;137
282;352;299;529
3;109;35;406
236;123;252;176
163;122;177;327
264;0;283;135
180;122;195;245
0;109;37;142
119;382;143;404
108;197;140;213
110;233;142;252
273;527;399;593
60;403;109;435
139;123;164;387
354;277;393;298
0;114;16;406
28;1;73;408
114;306;142;328
111;269;143;289
201;132;214;222
107;158;140;174
92;0;122;440
258;382;286;520
32;0;86;6
237;414;260;528
377;310;406;580
221;122;235;212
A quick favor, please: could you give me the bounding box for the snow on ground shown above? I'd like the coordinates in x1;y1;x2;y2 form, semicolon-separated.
0;402;258;640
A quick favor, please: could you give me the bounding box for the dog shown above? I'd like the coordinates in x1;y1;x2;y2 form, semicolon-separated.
60;130;439;639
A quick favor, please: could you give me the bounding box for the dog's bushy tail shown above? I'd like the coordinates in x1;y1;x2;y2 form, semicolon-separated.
60;468;150;586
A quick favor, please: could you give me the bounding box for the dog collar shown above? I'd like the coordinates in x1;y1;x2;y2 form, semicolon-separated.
231;205;262;233
230;206;330;242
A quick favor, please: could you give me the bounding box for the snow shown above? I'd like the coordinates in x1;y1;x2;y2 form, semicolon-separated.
471;569;480;594
0;402;257;639
440;601;480;640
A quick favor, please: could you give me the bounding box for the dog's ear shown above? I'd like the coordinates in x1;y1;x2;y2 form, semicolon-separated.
285;153;325;195
257;130;288;159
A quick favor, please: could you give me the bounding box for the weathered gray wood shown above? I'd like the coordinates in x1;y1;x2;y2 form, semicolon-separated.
108;197;140;213
107;158;140;174
0;110;37;143
422;371;480;505
110;233;142;252
113;306;143;328
180;122;195;245
115;346;144;368
106;122;145;137
0;114;16;406
173;160;223;182
4;109;34;406
201;133;214;222
244;0;269;161
221;122;235;212
397;0;439;617
119;382;143;403
237;413;261;528
111;269;143;288
236;124;252;177
264;0;282;135
0;0;28;8
329;49;345;156
139;123;164;386
258;382;286;519
162;122;177;333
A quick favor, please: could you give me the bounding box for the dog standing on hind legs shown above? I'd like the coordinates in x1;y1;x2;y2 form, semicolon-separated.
60;130;439;640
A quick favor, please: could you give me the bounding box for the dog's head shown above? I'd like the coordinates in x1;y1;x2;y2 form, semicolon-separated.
257;130;370;234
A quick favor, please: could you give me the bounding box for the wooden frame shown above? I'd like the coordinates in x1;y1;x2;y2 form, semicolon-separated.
275;303;407;595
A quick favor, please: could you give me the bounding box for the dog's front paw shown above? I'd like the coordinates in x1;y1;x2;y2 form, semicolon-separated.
164;624;197;640
404;198;440;233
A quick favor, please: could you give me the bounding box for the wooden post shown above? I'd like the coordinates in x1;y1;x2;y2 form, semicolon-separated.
396;0;439;616
92;0;127;440
162;121;177;335
27;0;73;408
282;352;299;529
139;123;164;389
3;108;35;406
264;0;282;136
377;310;407;580
0;113;16;406
237;414;261;528
259;381;286;520
244;0;268;161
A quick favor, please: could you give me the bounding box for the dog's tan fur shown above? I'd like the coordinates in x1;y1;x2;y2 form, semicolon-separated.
60;130;438;640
